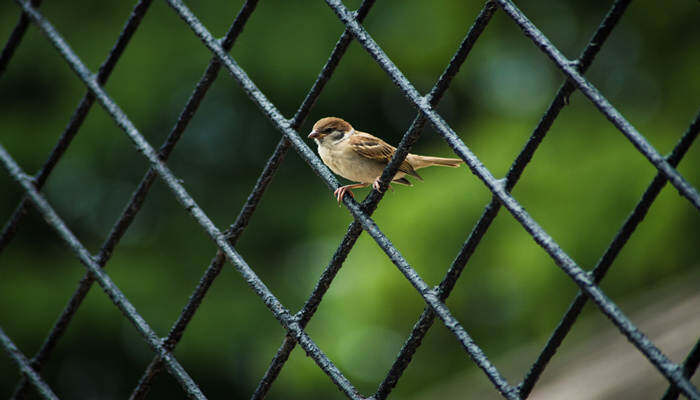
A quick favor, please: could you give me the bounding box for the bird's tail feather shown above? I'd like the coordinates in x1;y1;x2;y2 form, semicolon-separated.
393;177;413;186
410;155;464;169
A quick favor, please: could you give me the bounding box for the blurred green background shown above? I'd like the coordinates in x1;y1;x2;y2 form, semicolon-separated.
1;0;699;399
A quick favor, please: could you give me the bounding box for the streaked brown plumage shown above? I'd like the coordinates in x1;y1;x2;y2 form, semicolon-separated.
308;117;463;203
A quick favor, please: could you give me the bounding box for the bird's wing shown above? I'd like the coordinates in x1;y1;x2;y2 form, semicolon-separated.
349;132;421;179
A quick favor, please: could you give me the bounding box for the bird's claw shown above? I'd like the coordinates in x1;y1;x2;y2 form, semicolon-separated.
334;186;355;205
372;179;391;193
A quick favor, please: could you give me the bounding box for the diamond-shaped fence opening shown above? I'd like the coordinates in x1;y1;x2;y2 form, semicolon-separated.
1;0;699;399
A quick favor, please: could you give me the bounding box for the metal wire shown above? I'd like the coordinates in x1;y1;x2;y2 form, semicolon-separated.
131;0;367;395
0;0;152;254
0;0;41;78
663;338;700;400
253;3;497;399
166;0;520;397
0;144;207;399
6;2;156;397
519;109;700;398
12;1;363;398
323;1;699;397
1;0;698;399
493;0;700;212
376;0;632;397
0;327;58;400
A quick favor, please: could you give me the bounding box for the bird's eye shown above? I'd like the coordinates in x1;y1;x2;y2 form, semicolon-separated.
323;128;334;134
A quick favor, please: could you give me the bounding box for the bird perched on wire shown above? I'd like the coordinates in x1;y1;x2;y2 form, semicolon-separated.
308;117;464;203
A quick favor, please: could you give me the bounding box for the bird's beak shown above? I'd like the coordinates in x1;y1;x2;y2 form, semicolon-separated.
308;130;321;139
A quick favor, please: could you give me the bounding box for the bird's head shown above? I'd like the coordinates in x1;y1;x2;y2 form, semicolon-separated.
308;117;354;143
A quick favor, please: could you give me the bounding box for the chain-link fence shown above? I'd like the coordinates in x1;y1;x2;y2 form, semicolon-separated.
1;0;699;399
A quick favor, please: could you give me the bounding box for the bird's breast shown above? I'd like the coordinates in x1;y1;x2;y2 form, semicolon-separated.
317;143;389;184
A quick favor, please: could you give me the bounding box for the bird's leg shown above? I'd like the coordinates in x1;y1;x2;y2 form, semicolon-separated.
334;183;368;204
372;178;392;193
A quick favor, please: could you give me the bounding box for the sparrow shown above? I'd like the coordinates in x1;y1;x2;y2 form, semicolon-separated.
308;117;464;203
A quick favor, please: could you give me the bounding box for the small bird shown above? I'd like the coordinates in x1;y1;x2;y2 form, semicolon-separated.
308;117;464;203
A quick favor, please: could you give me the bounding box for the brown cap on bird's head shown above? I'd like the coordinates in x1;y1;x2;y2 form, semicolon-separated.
308;117;353;139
